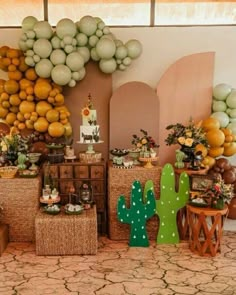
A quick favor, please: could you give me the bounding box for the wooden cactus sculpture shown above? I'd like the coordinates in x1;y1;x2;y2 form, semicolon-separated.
117;180;156;247
156;163;189;244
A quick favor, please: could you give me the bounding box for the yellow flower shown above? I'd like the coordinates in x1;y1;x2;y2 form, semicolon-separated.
186;131;192;137
141;138;147;145
178;137;185;145
185;138;194;147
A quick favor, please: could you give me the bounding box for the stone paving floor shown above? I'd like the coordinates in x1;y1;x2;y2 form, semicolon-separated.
0;231;236;295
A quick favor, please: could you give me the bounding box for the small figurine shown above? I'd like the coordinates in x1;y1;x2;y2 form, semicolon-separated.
174;149;185;169
17;152;27;170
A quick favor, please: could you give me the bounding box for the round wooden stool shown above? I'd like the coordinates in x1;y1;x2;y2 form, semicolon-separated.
187;204;228;257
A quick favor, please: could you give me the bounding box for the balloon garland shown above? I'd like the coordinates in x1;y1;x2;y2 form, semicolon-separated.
19;15;143;87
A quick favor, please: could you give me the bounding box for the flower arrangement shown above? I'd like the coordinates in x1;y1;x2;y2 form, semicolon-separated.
81;93;94;117
204;177;233;208
132;129;159;151
165;119;208;148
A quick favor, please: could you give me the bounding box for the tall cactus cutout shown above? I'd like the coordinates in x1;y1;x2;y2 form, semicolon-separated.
156;163;189;244
117;180;156;247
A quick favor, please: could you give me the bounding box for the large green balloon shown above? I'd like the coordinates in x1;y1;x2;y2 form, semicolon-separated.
51;64;72;85
79;15;97;36
226;90;236;108
33;39;52;58
66;52;84;71
96;38;116;59
50;49;66;65
213;83;232;101
211;112;230;128
35;59;53;78
22;16;38;32
56;18;77;39
125;39;142;59
34;21;53;39
99;58;117;74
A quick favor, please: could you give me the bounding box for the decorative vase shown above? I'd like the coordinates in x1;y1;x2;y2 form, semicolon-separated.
6;148;18;165
211;198;225;210
180;145;195;162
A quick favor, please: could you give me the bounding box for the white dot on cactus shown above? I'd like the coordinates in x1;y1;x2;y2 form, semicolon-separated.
133;235;136;239
118;212;120;215
181;180;183;183
153;209;155;212
121;219;123;222
162;222;164;226
161;201;164;205
122;205;125;208
161;235;164;238
145;215;147;218
172;233;175;237
143;235;145;239
137;210;140;214
147;201;150;204
168;201;170;204
144;207;147;210
172;210;175;214
139;198;142;202
171;172;174;175
142;226;144;229
133;202;136;206
138;219;140;222
131;220;134;224
177;197;179;200
132;185;135;189
138;188;141;192
186;192;188;195
162;185;165;189
127;214;129;217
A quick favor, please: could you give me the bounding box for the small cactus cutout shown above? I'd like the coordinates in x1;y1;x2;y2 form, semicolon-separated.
117;180;156;247
156;163;189;244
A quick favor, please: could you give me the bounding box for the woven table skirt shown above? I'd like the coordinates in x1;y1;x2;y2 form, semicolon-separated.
35;206;97;255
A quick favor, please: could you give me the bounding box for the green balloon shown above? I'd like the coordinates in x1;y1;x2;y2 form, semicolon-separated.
51;64;72;85
211;112;229;128
34;21;53;39
26;50;34;57
25;56;35;67
26;30;36;39
97;21;105;30
212;100;227;112
66;52;84;71
76;33;88;46
22;16;38;32
125;39;142;59
18;40;28;51
72;71;80;81
89;35;99;47
119;64;126;71
96;38;116;59
90;48;100;61
35;59;53;78
56;18;77;39
99;58;117;74
33;54;40;63
50;49;66;65
20;33;27;41
64;44;74;54
96;29;103;38
26;39;34;49
79;15;97;36
213;83;232;101
103;27;110;35
78;67;86;80
33;39;52;58
68;79;76;87
115;45;128;59
51;36;61;49
226;90;236;108
77;47;90;63
229;109;236;118
123;57;132;66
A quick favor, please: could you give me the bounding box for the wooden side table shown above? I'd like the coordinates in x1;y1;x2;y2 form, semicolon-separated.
187;205;228;256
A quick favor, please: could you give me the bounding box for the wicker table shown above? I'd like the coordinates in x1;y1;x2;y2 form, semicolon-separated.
108;162;161;240
35;206;97;255
0;176;41;242
187;204;228;256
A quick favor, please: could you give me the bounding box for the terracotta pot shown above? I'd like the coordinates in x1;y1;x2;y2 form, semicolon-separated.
228;196;236;219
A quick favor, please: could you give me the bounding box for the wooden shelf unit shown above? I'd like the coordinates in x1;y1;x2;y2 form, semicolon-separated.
43;161;107;235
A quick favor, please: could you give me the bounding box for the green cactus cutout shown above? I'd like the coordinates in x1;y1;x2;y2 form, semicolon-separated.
117;180;156;247
156;163;189;244
143;180;154;202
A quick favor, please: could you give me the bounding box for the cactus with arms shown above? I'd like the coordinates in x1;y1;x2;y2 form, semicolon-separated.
156;163;189;244
117;180;156;247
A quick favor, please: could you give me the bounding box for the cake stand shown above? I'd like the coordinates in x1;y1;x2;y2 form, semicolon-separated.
77;141;104;154
139;156;159;168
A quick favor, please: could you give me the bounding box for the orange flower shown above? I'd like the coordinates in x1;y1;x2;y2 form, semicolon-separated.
81;107;90;117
